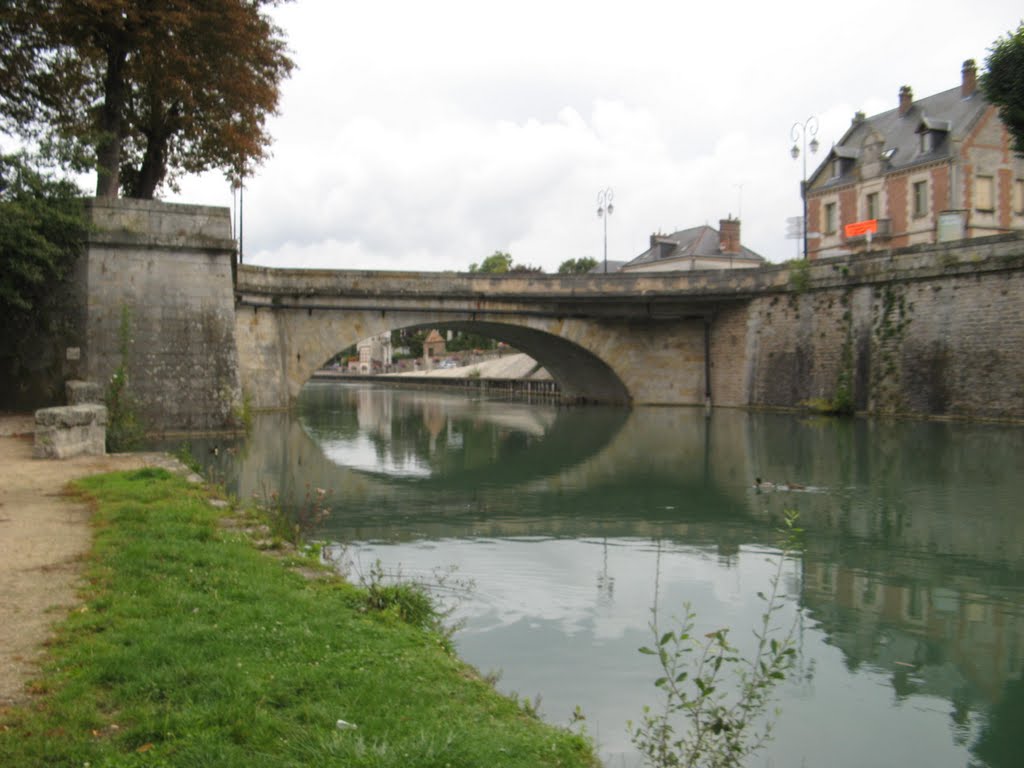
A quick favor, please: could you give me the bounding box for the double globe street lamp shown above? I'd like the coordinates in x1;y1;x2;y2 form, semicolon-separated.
790;117;819;260
597;187;614;274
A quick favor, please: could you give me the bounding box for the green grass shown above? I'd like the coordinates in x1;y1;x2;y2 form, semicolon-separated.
0;469;597;767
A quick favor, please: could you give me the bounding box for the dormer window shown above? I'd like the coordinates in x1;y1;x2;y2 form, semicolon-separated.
831;157;854;178
827;146;859;180
916;117;950;155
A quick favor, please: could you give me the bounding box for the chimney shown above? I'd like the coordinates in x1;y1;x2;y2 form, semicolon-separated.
962;59;977;97
852;110;866;126
898;85;913;117
719;217;741;254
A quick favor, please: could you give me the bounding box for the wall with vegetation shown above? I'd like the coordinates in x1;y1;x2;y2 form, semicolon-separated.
734;236;1024;420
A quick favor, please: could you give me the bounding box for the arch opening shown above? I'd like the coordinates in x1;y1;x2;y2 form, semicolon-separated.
303;319;631;405
435;320;630;404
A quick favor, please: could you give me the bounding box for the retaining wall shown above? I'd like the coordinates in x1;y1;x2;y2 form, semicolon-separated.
716;236;1024;420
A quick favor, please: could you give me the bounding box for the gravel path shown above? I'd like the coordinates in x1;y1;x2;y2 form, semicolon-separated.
0;415;185;708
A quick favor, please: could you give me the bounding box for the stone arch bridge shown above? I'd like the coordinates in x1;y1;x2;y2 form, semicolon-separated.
75;200;1024;430
234;264;769;410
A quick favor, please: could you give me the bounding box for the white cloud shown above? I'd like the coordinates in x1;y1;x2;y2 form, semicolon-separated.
169;0;1024;271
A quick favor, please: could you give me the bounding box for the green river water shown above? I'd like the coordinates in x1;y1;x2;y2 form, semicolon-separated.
192;381;1024;767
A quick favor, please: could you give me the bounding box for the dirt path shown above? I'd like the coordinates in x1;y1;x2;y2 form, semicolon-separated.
0;415;185;709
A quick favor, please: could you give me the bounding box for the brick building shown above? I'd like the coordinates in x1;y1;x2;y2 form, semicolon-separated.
806;60;1024;259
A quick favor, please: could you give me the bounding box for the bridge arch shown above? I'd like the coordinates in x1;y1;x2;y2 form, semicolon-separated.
235;306;633;407
423;320;629;403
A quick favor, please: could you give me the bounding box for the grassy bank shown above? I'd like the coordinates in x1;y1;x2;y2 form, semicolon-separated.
0;469;597;767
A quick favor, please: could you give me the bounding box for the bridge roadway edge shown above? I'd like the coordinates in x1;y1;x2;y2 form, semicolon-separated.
68;200;1024;428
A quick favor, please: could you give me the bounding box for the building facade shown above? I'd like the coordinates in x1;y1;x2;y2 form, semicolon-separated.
353;331;392;374
422;329;446;360
806;60;1024;259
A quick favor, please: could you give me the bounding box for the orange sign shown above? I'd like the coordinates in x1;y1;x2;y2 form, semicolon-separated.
844;219;878;238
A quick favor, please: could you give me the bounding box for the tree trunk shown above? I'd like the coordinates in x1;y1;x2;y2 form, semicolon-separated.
132;130;168;199
94;47;127;198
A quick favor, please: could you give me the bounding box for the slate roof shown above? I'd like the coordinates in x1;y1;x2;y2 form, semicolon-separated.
809;85;989;190
625;225;765;268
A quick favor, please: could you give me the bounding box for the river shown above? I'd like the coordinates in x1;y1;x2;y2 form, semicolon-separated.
190;381;1024;767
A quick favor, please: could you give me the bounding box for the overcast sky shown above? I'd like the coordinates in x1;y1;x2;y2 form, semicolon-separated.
168;0;1022;272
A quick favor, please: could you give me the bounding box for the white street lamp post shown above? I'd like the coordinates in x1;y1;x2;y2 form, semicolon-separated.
597;187;614;274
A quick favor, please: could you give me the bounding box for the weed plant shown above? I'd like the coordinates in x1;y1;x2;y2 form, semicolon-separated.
255;481;332;547
0;468;596;768
630;511;803;768
352;559;475;652
105;305;145;452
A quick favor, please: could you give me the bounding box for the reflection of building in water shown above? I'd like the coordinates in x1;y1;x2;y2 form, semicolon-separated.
421;401;446;453
356;387;391;438
801;555;1024;710
354;332;392;374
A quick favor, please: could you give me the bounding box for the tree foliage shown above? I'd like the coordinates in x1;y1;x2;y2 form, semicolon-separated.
0;0;294;198
0;152;88;407
558;257;598;275
469;251;544;274
982;23;1024;156
0;152;87;337
469;251;513;273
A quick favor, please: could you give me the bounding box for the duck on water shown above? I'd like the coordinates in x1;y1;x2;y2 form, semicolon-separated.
754;477;806;492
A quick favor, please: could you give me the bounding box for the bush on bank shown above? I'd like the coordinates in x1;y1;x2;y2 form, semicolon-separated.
0;468;597;767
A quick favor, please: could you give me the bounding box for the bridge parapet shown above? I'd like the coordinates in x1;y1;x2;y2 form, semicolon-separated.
236;232;1024;308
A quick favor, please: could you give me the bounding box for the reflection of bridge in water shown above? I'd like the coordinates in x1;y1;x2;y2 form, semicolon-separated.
214;393;1024;758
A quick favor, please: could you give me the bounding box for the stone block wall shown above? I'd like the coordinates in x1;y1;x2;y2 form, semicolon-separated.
708;303;754;407
735;237;1024;420
81;199;241;432
33;404;107;458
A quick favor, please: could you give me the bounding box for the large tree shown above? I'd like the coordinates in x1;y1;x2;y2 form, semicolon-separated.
0;0;294;198
982;22;1024;156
